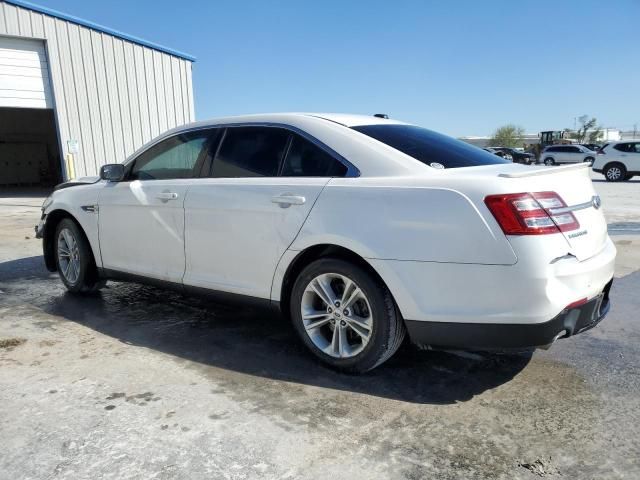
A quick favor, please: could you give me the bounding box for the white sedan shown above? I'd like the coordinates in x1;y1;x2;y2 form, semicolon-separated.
36;114;615;372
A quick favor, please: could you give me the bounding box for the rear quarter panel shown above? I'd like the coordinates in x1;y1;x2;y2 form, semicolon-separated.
290;177;517;265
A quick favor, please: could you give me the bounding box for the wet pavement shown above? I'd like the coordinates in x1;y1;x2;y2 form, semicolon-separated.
1;182;639;479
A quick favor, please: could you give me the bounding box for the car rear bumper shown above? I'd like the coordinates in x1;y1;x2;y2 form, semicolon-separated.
369;236;615;326
404;279;612;349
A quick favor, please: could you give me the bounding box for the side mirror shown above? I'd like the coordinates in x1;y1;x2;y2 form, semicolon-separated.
100;164;125;182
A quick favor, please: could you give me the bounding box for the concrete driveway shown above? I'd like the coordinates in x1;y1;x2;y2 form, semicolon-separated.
1;175;639;479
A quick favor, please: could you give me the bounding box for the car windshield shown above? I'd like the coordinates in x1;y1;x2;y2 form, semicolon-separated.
352;124;510;169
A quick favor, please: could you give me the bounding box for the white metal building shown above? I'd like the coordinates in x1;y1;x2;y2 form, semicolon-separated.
0;0;195;186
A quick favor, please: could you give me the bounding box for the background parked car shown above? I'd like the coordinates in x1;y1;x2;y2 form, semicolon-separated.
489;147;536;164
580;143;602;152
592;140;640;181
483;147;508;159
539;145;596;165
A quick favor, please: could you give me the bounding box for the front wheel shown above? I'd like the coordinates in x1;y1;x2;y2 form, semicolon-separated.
290;258;405;373
584;157;595;164
55;218;102;293
544;157;555;166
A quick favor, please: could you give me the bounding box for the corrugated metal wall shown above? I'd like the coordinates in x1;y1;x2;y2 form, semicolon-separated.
0;1;195;178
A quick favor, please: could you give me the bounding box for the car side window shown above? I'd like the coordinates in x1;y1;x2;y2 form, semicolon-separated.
211;127;289;177
281;134;348;177
613;143;631;153
130;131;212;180
547;147;558;152
570;146;581;153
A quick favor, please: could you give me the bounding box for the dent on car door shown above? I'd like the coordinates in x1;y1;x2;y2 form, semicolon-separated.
98;130;216;282
183;127;349;299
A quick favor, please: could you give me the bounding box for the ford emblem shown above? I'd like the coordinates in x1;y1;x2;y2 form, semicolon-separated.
592;195;601;210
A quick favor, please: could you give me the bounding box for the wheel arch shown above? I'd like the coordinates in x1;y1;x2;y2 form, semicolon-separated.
43;209;94;272
277;244;393;321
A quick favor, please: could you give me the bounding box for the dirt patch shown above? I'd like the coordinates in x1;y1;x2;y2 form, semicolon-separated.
0;337;26;349
518;457;559;477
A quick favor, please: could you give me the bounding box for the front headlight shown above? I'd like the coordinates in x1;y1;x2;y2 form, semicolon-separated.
41;196;53;212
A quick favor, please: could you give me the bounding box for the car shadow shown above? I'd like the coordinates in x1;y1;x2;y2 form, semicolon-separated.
0;255;532;405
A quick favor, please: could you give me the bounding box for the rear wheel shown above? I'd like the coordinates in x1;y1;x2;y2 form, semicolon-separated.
544;157;555;166
290;258;405;373
604;163;626;182
54;218;102;293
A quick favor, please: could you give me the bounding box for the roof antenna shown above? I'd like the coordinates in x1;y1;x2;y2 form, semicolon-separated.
373;113;389;119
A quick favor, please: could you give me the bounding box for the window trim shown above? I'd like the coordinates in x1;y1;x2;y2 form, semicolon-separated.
125;122;360;179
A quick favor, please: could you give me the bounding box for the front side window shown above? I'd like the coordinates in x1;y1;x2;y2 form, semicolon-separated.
632;143;640;153
281;135;347;177
130;131;211;180
211;127;289;178
569;146;581;153
352;125;508;169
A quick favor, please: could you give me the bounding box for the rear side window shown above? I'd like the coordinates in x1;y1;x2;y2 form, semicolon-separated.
211;127;289;177
614;143;631;152
281;135;347;177
352;125;509;169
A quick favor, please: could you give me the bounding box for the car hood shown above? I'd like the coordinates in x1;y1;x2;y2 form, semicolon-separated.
54;176;100;191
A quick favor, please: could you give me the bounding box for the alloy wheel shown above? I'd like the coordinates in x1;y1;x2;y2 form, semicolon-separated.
57;228;81;284
300;273;373;358
606;167;622;181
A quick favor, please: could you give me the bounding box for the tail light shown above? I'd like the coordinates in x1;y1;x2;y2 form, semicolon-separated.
484;191;579;235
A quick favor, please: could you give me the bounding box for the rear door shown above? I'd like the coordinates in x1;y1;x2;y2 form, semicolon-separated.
183;127;349;299
98;130;215;282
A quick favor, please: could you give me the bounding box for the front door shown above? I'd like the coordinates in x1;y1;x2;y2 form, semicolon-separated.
98;130;215;282
183;127;349;299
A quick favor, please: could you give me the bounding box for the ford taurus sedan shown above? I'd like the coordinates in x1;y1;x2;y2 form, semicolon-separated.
36;113;615;372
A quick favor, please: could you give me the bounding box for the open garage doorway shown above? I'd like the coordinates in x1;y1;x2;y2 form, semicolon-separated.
0;107;62;187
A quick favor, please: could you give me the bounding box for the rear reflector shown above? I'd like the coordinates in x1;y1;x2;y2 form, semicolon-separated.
565;297;588;310
485;191;579;235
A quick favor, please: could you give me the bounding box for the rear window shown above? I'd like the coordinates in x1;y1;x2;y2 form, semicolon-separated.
352;124;509;169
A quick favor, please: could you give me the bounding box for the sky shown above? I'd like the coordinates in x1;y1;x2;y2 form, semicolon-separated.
33;0;640;137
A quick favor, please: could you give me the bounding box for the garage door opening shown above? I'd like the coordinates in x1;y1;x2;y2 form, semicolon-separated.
0;107;62;187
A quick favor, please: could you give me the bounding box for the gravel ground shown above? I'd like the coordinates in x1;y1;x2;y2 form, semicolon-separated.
1;173;639;479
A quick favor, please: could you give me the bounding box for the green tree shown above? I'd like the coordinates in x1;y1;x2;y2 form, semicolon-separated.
566;115;603;143
487;124;526;148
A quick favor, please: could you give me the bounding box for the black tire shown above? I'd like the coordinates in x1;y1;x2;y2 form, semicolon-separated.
584;156;595;164
603;163;626;182
290;258;405;373
54;218;103;293
543;157;555;166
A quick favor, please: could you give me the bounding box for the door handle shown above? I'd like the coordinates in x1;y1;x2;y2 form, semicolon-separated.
156;192;179;201
271;194;306;207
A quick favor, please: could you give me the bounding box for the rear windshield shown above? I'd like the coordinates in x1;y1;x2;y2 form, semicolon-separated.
352;124;510;169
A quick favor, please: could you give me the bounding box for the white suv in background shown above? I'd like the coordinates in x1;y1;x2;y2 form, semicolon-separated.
540;145;597;166
592;141;640;182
